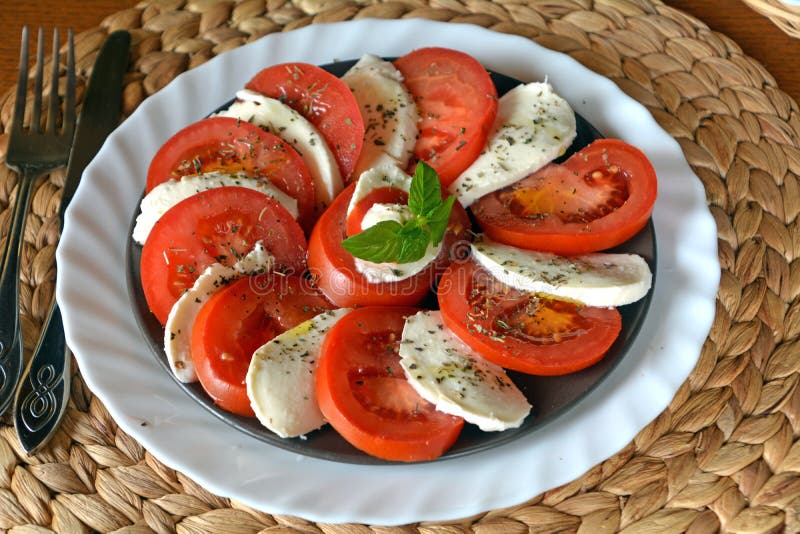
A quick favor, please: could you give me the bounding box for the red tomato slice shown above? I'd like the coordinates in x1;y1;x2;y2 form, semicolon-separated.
394;47;498;187
472;139;657;255
345;186;408;237
437;260;622;376
316;306;464;461
191;275;333;416
145;117;316;230
140;186;307;325
246;63;365;181
307;183;470;308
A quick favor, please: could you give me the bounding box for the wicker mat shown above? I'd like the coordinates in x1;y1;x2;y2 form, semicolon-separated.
0;0;798;532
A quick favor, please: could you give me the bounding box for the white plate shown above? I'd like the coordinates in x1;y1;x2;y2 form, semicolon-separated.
57;19;719;526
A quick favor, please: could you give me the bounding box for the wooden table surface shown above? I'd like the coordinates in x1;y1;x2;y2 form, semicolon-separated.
0;0;798;103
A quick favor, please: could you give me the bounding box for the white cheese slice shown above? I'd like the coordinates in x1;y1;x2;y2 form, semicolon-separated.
353;201;441;284
217;89;343;210
399;310;531;431
449;82;577;207
344;164;439;283
164;243;273;383
471;237;652;307
359;202;414;231
133;172;298;245
246;308;353;438
343;54;418;177
354;243;441;284
346;163;412;217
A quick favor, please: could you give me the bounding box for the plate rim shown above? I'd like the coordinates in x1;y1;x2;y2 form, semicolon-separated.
56;18;719;525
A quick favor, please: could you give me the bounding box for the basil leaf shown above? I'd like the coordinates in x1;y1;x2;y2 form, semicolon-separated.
397;225;430;263
341;220;405;263
426;195;456;245
343;163;451;265
408;162;442;217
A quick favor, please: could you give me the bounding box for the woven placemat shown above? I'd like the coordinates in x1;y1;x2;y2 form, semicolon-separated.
1;0;798;532
743;0;800;38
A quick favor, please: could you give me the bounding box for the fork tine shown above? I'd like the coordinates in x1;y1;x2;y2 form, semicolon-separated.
11;26;29;135
46;28;60;134
63;29;76;137
31;28;44;134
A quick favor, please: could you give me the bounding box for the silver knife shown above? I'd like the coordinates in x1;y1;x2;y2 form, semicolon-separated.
13;30;130;454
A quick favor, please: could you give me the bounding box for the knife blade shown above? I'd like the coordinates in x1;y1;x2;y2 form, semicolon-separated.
58;30;130;220
13;30;130;454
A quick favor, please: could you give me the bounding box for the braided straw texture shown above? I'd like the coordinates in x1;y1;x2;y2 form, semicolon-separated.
742;0;800;39
1;0;799;532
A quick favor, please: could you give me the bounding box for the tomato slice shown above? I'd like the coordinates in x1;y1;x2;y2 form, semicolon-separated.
246;63;365;181
191;275;333;416
345;186;408;237
472;139;657;255
437;260;622;375
140;186;308;325
394;47;498;187
145;116;316;230
307;183;470;308
316;306;464;461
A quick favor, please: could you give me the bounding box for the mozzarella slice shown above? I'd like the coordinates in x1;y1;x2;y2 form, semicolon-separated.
164;243;273;383
471;237;652;307
246;308;353;438
449;82;577;207
353;196;441;284
133;173;298;245
218;89;343;210
343;54;418;178
343;164;439;283
399;310;531;431
354;242;441;284
346;163;412;217
360;202;414;231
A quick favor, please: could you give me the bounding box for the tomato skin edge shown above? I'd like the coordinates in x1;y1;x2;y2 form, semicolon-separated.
315;374;464;462
190;280;257;417
140;186;308;325
473;139;657;255
437;261;623;376
189;274;333;417
315;306;464;462
394;47;498;187
143;116;316;231
245;62;365;181
438;301;621;376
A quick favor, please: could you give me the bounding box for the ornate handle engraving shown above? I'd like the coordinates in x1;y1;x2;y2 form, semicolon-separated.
0;335;22;415
0;342;8;394
14;305;70;453
19;364;61;433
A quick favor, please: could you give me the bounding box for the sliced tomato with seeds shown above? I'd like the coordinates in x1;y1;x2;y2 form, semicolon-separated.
472;139;657;255
140;186;307;325
145;116;316;230
394;47;498;187
307;183;470;308
316;306;464;462
437;260;622;376
246;63;365;181
191;275;333;416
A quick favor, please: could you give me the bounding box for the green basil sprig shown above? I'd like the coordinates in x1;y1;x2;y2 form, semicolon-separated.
342;162;456;264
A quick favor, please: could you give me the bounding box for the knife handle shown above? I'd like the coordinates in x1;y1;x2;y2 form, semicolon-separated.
13;301;71;454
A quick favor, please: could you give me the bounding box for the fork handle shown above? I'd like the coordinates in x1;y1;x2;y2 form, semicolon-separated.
14;300;70;453
0;172;37;414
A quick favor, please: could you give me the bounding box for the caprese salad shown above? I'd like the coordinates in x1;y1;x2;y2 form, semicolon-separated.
132;47;657;462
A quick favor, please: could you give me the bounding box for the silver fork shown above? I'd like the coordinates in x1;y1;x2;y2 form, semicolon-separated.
0;27;76;416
